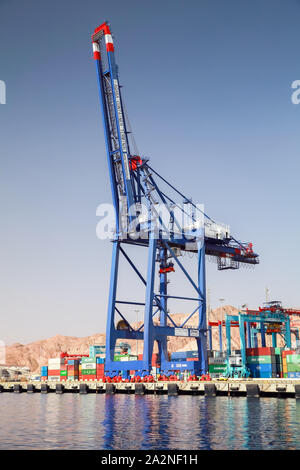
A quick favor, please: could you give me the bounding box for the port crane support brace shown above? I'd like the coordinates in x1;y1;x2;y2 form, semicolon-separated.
91;22;259;377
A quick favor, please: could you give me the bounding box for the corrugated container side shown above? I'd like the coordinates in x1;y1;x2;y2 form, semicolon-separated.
48;369;61;376
246;347;275;356
246;355;276;364
81;369;97;375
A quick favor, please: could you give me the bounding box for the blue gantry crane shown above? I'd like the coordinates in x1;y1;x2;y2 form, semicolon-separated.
91;22;259;378
225;303;295;377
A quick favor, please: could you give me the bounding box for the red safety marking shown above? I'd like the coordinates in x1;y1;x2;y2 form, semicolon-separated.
92;42;101;61
106;42;114;52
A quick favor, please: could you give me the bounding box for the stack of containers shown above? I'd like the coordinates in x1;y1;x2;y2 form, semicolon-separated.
282;350;294;377
40;366;48;381
48;357;65;381
96;357;105;380
285;352;300;378
208;356;227;377
274;347;283;377
81;356;97;380
246;347;277;378
60;363;68;381
151;353;160;376
67;359;79;381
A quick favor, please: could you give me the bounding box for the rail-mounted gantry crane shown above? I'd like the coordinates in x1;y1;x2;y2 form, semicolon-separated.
91;22;259;377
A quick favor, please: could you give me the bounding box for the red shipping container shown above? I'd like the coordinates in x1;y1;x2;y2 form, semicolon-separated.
60;376;67;381
187;357;198;361
138;354;143;361
282;350;295;357
41;376;48;381
246;347;275;356
48;369;61;376
81;375;96;380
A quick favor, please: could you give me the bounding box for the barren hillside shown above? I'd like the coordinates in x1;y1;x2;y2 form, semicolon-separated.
4;305;297;372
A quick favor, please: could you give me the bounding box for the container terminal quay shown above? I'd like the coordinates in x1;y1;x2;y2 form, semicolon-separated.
3;21;300;397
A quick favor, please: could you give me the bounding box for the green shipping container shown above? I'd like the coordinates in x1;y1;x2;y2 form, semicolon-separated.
82;357;99;364
114;355;128;361
286;354;300;364
246;355;275;365
60;370;67;376
209;364;227;373
287;364;300;372
81;369;97;375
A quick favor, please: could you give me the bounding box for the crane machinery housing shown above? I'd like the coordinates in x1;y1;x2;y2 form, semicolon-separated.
91;22;259;378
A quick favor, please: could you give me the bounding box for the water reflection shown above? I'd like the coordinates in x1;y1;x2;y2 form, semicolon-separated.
0;394;300;449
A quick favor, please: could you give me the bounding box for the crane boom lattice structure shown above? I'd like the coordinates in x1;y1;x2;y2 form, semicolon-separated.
91;22;259;377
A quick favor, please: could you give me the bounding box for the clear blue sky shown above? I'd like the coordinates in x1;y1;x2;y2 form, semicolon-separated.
1;0;300;344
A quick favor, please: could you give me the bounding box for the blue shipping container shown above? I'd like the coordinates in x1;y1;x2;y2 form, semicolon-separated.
96;357;105;364
171;352;187;360
186;351;198;358
67;359;79;365
248;363;276;378
287;372;300;378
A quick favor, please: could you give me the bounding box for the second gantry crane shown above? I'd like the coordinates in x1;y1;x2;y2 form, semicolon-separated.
91;22;259;378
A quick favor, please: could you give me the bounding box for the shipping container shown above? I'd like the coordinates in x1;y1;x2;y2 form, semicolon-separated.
286;364;300;372
246;355;276;364
48;369;61;376
246;347;275;356
81;362;97;370
208;357;226;365
286;354;300;364
287;372;300;378
81;369;97;375
47;375;60;381
67;359;80;366
81;357;96;364
96;357;105;364
208;364;227;373
248;363;276;378
282;350;295;357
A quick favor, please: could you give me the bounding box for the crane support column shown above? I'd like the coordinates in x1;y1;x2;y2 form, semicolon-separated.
218;322;223;352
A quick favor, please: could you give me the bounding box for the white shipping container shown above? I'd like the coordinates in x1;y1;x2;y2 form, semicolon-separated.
208;357;227;365
48;358;64;365
81;362;97;370
47;376;60;381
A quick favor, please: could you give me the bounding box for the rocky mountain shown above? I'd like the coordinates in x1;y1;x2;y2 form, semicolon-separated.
4;305;297;372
